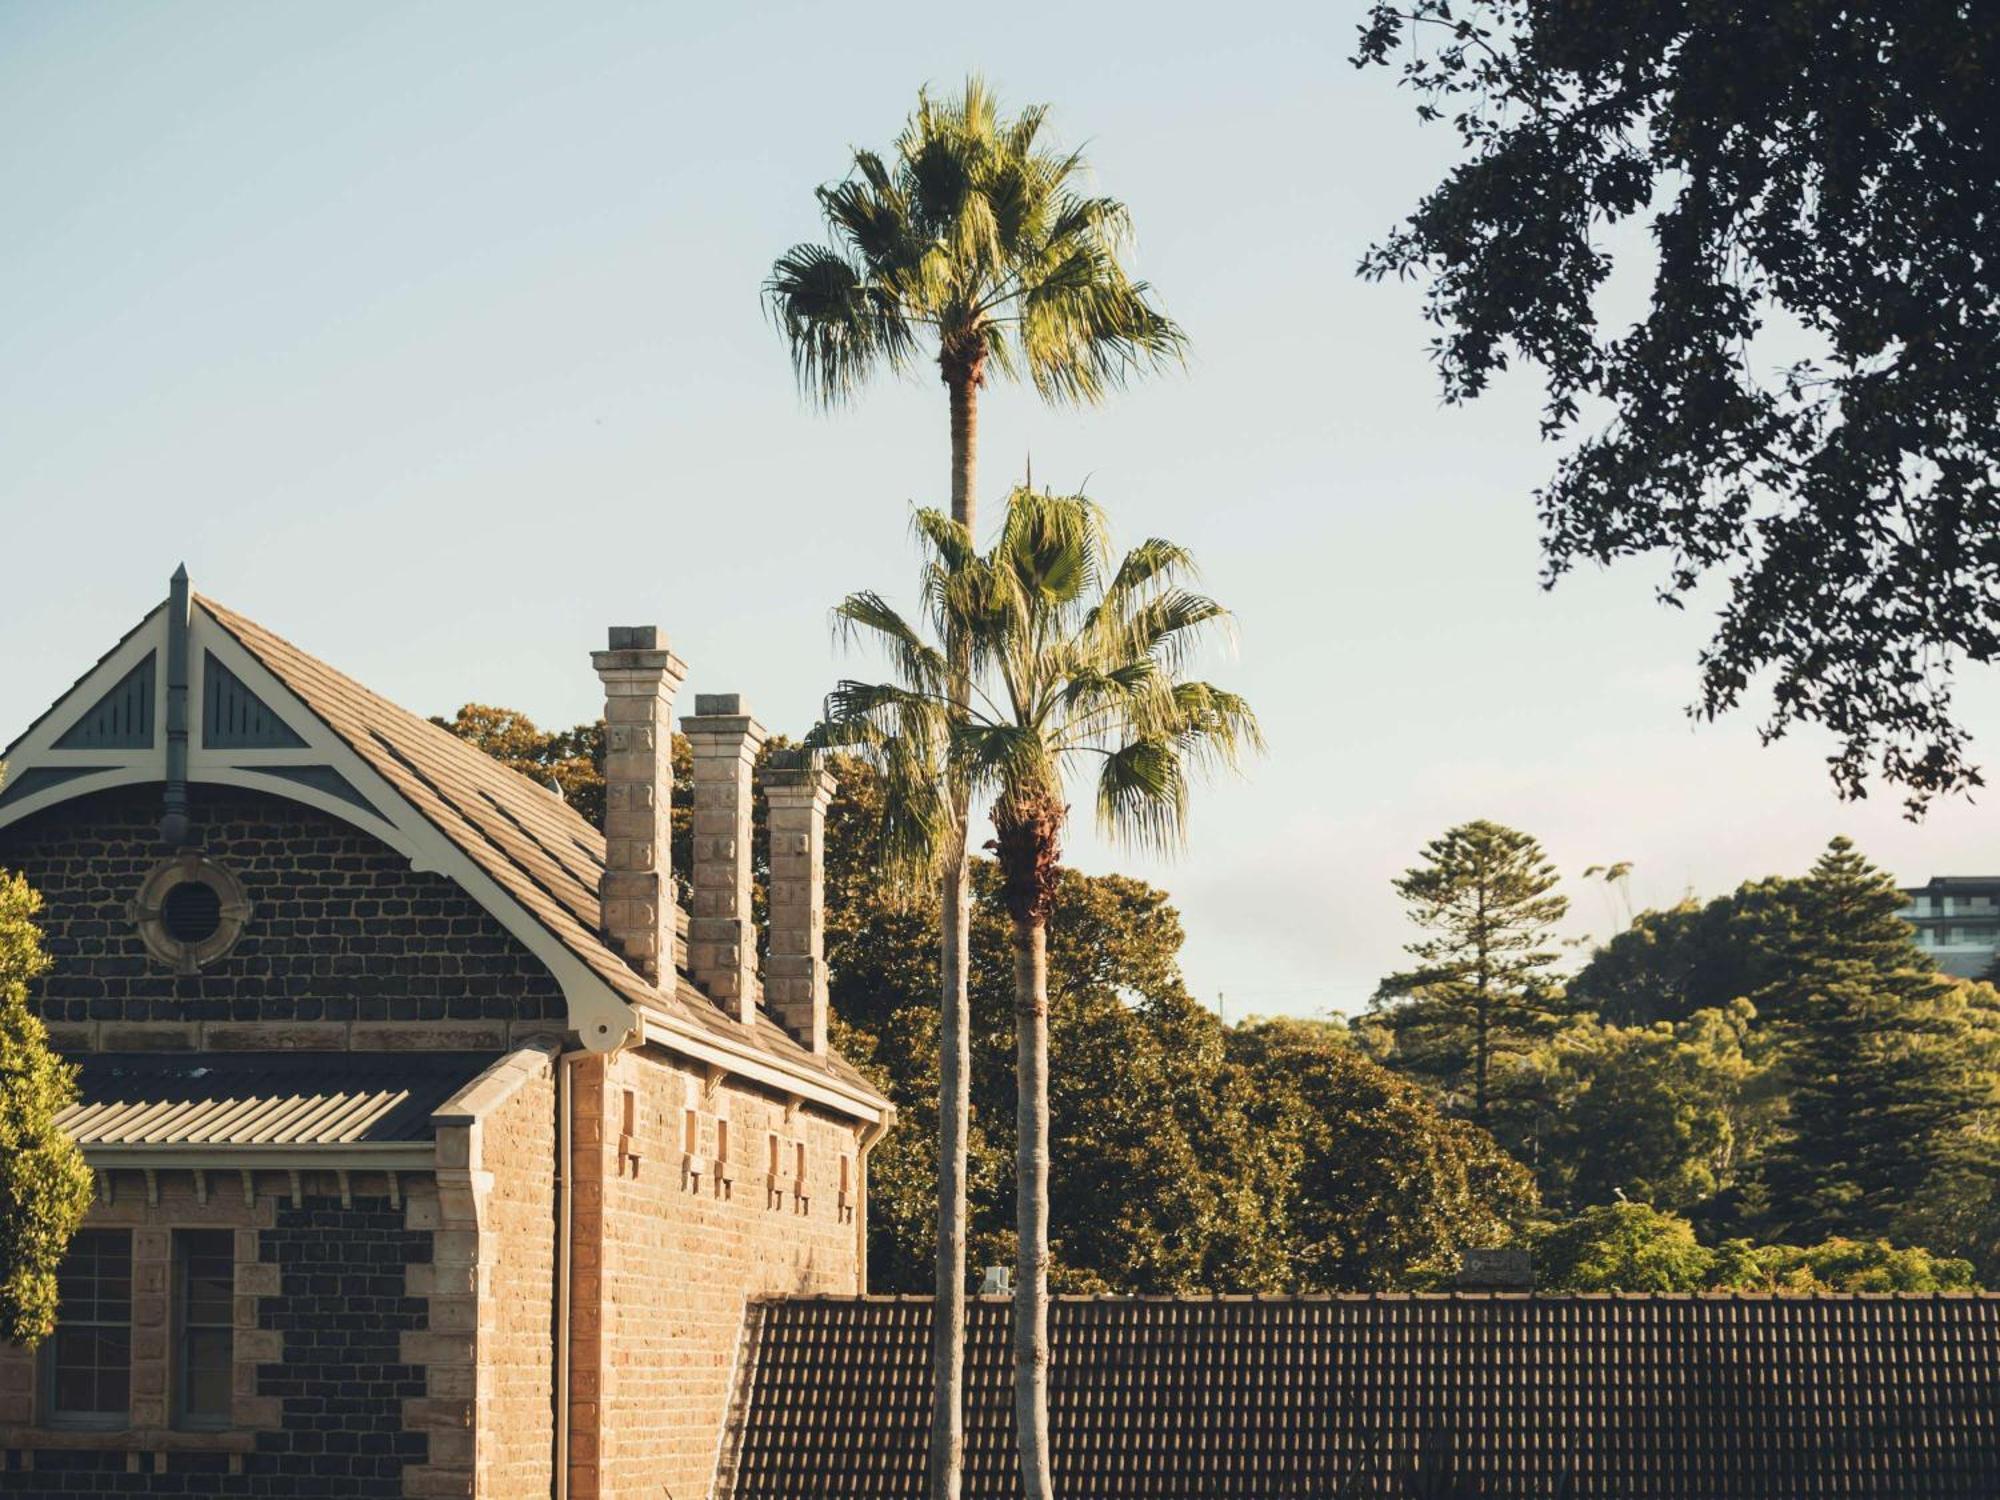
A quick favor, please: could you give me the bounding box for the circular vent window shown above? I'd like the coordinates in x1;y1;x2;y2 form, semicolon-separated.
132;856;251;974
160;880;224;943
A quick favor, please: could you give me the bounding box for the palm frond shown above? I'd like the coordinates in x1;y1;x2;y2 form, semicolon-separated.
1094;737;1190;854
832;591;950;695
910;507;976;572
993;486;1111;615
1018;268;1187;406
819;170;920;281
770;81;1185;418
825;485;1257;921
1167;681;1266;772
763;244;912;405
1104;537;1199;601
871;730;959;896
1100;589;1232;675
959;719;1059;806
815;710;957;899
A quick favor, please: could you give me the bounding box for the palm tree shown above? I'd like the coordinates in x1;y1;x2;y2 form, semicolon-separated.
823;487;1259;1500
766;79;1184;1500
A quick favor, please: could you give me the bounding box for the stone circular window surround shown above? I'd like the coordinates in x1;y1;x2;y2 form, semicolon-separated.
130;854;252;974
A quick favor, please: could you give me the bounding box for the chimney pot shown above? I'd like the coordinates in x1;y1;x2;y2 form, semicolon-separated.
681;696;767;1023
607;625;660;651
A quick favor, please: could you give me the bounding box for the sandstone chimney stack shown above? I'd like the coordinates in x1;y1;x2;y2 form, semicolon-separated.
682;694;766;1024
762;748;835;1054
591;626;686;986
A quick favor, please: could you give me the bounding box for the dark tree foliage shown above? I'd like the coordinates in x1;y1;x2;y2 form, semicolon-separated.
1754;837;1996;1241
1504;1002;1779;1221
1568;877;1809;1028
1358;3;2000;811
1231;1019;1538;1290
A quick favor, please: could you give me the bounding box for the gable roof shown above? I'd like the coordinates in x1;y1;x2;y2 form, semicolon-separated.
722;1294;2000;1500
0;580;885;1117
195;595;882;1106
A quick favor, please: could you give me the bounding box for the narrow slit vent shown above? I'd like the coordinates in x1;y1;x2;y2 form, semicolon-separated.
202;654;305;748
55;655;156;749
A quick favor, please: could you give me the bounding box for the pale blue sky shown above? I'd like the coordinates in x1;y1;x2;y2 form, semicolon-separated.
5;2;1996;1017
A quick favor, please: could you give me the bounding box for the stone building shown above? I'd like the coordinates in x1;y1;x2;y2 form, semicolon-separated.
0;572;891;1498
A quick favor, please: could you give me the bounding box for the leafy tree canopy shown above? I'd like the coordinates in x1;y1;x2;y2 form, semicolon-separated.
1494;1002;1784;1220
1231;1018;1538;1290
0;867;93;1343
1539;1203;1977;1294
1535;1203;1717;1293
1358;2;2000;811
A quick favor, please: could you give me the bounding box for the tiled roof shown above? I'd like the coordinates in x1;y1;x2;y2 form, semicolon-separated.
59;1051;500;1150
197;595;882;1105
724;1294;2000;1499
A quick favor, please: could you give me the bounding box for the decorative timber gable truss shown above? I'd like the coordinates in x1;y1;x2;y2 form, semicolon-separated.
0;571;888;1128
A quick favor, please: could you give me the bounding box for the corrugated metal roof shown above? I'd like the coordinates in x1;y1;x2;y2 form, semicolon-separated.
58;1051;501;1149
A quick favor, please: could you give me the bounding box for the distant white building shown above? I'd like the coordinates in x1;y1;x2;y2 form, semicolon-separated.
1899;876;2000;979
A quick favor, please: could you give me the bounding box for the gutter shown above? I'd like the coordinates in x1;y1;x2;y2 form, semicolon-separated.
636;1012;888;1126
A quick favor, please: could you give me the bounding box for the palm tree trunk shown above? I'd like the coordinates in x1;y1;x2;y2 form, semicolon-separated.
927;365;978;1500
929;855;970;1500
1012;911;1054;1500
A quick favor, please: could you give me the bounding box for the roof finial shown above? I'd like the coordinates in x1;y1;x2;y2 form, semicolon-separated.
160;566;192;846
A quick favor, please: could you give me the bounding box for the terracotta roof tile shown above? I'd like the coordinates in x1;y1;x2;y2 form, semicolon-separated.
725;1294;2000;1498
196;595;881;1103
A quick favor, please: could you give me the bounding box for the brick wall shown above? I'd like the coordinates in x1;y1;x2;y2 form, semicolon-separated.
0;785;565;1049
569;1049;863;1500
1;1179;432;1498
258;1194;431;1493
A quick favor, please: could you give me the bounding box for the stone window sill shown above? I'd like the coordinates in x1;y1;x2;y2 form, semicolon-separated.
0;1425;258;1454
